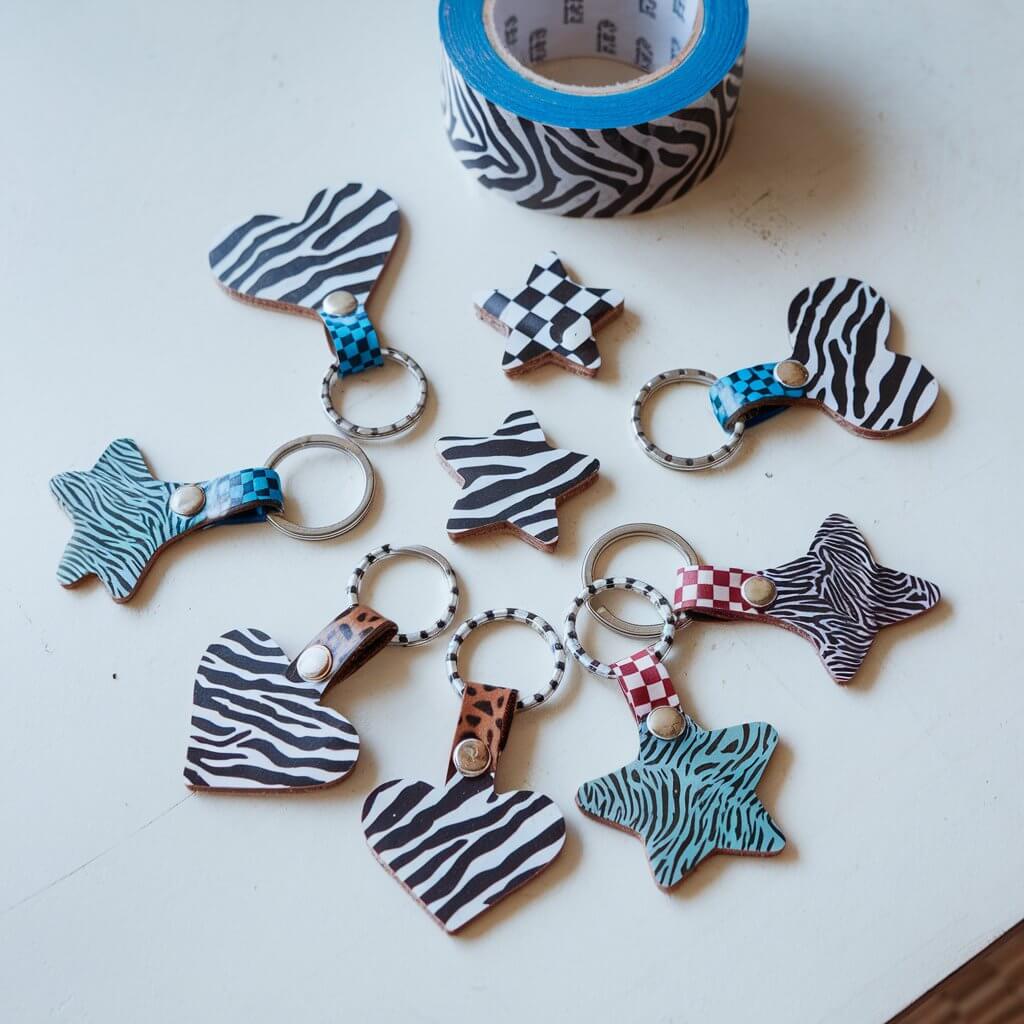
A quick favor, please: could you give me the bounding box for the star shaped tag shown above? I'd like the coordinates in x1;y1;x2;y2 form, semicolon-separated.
435;410;600;552
50;439;283;602
474;251;624;377
674;513;941;682
577;650;785;889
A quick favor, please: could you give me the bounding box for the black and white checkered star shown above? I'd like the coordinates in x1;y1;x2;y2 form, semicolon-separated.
474;252;624;377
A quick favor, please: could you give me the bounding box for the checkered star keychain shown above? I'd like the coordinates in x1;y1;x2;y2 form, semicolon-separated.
50;434;375;602
475;251;624;377
209;184;428;440
564;577;786;889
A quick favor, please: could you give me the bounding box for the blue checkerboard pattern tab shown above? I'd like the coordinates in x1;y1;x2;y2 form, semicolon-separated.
320;305;384;377
709;362;807;429
201;468;284;525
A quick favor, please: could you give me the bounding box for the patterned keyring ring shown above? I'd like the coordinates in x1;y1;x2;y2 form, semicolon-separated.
346;544;459;647
446;608;565;711
582;523;699;640
631;368;745;471
564;577;676;679
263;434;374;541
321;348;428;440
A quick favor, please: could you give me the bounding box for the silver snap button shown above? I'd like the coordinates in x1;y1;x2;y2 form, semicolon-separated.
322;290;358;317
452;738;491;778
774;359;809;388
647;705;686;741
741;575;777;609
169;484;205;517
296;644;333;682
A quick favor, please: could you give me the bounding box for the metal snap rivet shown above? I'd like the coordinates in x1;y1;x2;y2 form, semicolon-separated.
741;575;777;609
774;359;809;388
452;738;491;778
322;290;358;317
296;644;333;682
169;484;205;517
647;705;686;741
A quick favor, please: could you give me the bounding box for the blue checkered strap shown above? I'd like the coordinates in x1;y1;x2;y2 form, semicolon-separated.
319;304;384;378
708;362;806;430
192;467;284;529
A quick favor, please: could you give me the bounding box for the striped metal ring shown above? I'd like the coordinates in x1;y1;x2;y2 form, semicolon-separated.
321;347;428;440
631;368;744;471
564;577;675;679
446;608;565;712
346;544;458;647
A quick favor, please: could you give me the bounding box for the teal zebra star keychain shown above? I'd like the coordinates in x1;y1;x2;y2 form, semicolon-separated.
564;577;786;889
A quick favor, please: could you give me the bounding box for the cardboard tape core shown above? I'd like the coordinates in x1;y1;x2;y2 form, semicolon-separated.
486;0;704;95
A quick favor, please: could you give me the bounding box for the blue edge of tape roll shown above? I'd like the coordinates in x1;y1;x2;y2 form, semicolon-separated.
439;0;749;130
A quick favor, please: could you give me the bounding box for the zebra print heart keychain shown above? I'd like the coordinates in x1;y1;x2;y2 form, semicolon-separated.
565;577;786;889
209;184;428;440
50;434;373;602
582;517;942;684
631;276;940;470
362;608;567;934
184;544;458;790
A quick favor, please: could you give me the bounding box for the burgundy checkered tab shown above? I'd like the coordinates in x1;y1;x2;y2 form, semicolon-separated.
609;648;680;722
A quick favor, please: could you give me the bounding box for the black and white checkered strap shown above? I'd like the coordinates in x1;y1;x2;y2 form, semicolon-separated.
564;577;676;679
346;544;458;647
446;608;566;712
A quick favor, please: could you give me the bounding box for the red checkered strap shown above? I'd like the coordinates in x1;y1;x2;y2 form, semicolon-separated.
674;565;764;619
609;648;680;723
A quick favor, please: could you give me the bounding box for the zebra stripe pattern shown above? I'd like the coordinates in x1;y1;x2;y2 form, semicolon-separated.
50;439;283;603
441;49;744;218
787;276;939;435
208;184;400;311
185;627;359;791
436;409;600;551
674;513;942;683
577;715;785;889
362;773;566;933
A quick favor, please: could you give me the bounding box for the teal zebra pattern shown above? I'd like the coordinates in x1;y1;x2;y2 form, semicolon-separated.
577;714;786;889
50;439;283;602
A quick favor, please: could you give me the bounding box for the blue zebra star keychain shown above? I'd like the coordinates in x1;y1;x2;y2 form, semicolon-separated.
50;434;373;602
185;544;458;790
209;183;428;440
564;577;786;889
631;276;940;470
362;608;567;933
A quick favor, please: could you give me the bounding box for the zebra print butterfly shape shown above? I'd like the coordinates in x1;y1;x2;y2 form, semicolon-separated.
674;513;942;683
577;651;785;889
185;605;396;791
362;683;565;933
710;277;939;436
208;184;400;315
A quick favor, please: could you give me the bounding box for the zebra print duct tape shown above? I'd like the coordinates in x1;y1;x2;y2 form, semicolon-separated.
440;0;748;217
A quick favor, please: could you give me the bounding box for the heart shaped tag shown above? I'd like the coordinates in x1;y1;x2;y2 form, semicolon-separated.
185;627;359;790
208;184;400;315
362;683;565;933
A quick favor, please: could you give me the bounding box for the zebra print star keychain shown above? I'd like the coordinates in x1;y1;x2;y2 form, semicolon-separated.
362;608;567;934
50;434;373;602
208;184;428;440
582;517;941;684
184;545;458;790
631;276;940;470
565;577;786;889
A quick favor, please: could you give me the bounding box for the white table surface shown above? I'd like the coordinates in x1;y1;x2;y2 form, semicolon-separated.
3;2;1021;1021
